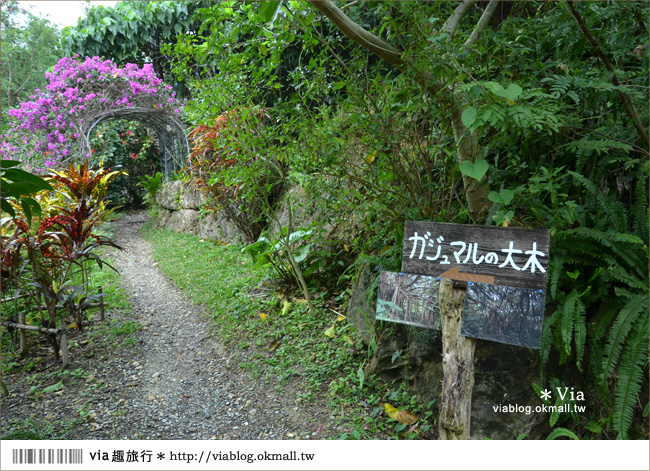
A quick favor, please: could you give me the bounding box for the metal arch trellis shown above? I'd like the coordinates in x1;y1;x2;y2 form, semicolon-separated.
83;107;190;177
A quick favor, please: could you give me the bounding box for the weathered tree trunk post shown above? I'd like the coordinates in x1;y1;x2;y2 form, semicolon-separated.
60;327;69;370
438;278;477;440
98;285;105;321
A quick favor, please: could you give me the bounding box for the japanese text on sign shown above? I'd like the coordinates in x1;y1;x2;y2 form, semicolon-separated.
401;221;550;290
408;232;546;274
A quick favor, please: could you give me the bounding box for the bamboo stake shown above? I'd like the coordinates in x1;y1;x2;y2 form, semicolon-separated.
19;311;26;353
60;328;69;370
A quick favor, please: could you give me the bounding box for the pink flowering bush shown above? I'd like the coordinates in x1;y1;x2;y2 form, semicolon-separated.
1;55;183;173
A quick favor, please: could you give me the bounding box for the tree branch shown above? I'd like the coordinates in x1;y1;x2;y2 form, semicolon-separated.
306;0;402;66
441;0;478;38
463;0;499;49
565;0;649;149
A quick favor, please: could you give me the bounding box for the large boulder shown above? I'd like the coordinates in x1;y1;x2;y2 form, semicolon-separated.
156;208;173;229
268;186;363;251
199;211;240;243
167;209;199;236
156;180;183;210
180;185;206;210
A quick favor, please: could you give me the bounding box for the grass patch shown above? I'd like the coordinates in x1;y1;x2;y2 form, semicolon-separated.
141;225;437;439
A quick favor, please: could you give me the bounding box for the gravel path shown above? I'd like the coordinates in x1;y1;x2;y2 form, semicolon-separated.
2;212;335;440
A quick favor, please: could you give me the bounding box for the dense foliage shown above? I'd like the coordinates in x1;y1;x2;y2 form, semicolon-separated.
61;1;209;96
159;0;648;439
4;0;648;440
1;161;123;351
0;1;63;129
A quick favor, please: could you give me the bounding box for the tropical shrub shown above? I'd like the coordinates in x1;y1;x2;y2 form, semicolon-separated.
1;160;123;354
184;107;280;243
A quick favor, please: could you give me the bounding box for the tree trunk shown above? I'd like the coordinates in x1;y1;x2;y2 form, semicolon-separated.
306;0;492;221
449;103;491;221
438;278;477;440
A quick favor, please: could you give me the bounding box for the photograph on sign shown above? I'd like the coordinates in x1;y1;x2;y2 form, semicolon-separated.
376;271;440;330
460;281;545;349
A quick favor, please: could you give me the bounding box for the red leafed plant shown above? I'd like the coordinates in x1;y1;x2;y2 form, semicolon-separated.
1;160;123;344
184;107;277;243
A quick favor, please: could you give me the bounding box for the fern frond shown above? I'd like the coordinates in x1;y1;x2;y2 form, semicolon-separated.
632;180;648;244
568;170;597;194
560;290;578;357
540;309;560;369
596;195;626;233
546;427;579;440
601;292;648;378
573;295;587;372
563;227;644;277
612;316;649;439
549;255;564;300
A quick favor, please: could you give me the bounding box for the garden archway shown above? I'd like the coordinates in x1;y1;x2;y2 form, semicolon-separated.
85;107;189;176
2;56;189;176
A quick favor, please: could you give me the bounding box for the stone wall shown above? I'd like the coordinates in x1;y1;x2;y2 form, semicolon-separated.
154;181;239;242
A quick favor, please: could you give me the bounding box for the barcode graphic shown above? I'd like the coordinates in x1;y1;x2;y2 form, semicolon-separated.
12;449;83;465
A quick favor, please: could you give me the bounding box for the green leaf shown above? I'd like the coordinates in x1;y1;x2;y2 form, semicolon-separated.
461;106;477;127
488;191;503;204
293;244;312;263
1;199;16;217
584;421;602;434
324;324;336;338
42;381;63;394
260;0;280;22
1;168;53;197
281;300;291;316
356;366;365;389
500;189;515;205
0;160;21;169
459;158;488;181
391;349;403;364
505;83;523;100
546;427;579;440
20;197;41;228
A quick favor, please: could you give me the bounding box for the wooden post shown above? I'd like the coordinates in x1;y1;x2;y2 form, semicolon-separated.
60;327;69;370
98;285;105;321
438;278;477;440
19;311;26;353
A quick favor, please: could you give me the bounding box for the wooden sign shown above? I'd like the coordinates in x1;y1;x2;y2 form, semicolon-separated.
401;221;550;289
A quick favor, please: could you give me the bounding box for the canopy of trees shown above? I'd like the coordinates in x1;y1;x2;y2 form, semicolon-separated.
0;1;63;128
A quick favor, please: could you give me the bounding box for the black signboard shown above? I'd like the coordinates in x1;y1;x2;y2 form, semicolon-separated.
401;221;550;289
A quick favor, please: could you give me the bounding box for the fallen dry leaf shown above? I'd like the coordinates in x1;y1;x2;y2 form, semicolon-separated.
384;402;418;425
